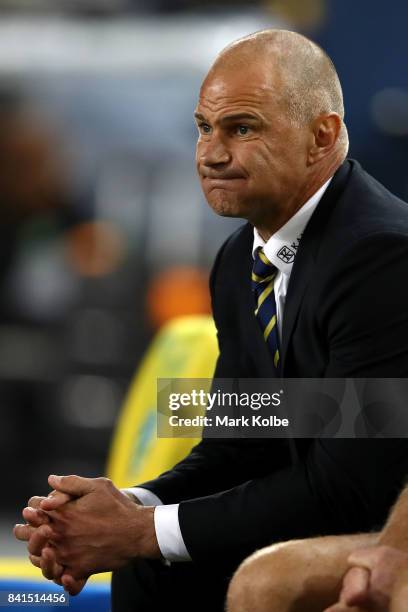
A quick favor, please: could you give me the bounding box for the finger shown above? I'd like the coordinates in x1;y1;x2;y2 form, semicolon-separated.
22;507;50;527
27;525;55;556
27;496;47;509
40;547;64;581
47;475;94;499
40;490;73;512
29;553;63;587
323;606;363;612
29;554;42;569
341;566;371;606
61;573;87;596
14;523;35;542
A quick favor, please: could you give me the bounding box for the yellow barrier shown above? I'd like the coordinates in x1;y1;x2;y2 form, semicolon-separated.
107;315;218;487
0;558;110;583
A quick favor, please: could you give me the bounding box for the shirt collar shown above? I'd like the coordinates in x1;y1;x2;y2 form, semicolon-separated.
252;177;333;275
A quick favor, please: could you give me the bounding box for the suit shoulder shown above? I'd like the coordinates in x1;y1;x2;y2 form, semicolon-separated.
220;222;253;255
318;165;408;284
211;223;252;273
209;222;252;307
341;161;408;237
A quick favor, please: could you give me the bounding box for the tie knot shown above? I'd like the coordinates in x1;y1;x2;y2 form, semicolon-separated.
252;248;277;286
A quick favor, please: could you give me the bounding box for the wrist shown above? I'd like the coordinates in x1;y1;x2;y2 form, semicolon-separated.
121;490;141;504
127;505;162;561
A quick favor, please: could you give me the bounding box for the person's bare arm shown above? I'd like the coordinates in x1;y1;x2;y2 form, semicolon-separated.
324;485;408;612
379;485;408;550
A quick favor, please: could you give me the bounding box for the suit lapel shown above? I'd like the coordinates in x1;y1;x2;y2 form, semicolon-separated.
280;160;353;373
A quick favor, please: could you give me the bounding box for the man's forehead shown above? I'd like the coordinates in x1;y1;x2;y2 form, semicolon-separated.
198;66;279;111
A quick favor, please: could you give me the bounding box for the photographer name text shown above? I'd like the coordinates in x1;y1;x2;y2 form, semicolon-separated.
168;414;289;428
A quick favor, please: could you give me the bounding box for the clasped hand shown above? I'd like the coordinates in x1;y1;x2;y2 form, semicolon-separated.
14;474;160;595
324;545;408;612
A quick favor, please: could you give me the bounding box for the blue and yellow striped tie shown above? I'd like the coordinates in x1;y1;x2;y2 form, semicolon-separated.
252;248;280;372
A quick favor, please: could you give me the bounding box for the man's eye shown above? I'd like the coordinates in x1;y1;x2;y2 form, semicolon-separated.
199;123;211;134
236;125;250;135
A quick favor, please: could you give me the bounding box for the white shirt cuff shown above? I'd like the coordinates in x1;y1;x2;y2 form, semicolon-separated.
122;487;163;506
154;504;191;562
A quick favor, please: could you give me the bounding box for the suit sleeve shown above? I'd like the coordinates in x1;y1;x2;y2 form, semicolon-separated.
178;232;408;568
322;232;408;377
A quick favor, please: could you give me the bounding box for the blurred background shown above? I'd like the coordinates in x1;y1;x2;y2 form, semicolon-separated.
1;0;408;555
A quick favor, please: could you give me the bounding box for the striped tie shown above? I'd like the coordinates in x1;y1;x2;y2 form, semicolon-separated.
251;248;280;372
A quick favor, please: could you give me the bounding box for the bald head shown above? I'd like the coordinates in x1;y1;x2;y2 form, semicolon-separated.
196;30;348;234
207;29;348;154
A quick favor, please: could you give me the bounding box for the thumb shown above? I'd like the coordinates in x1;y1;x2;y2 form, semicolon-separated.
47;475;94;498
340;566;370;606
39;490;73;512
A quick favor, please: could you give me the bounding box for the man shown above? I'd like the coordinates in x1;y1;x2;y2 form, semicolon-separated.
14;29;408;611
227;484;408;612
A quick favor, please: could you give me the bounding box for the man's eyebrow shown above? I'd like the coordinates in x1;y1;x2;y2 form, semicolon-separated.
194;112;261;123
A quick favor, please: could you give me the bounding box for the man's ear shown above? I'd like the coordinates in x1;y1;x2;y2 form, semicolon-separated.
307;113;342;165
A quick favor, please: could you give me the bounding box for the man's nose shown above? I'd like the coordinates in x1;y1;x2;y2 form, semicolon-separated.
199;135;231;167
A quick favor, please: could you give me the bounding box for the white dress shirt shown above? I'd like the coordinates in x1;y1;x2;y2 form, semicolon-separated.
123;177;332;562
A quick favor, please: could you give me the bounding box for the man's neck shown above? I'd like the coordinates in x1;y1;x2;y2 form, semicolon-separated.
255;158;343;241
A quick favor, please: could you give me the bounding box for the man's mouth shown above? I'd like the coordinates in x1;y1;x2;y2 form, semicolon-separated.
202;171;245;181
203;176;246;190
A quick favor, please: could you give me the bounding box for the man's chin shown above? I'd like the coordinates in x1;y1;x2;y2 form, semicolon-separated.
206;196;249;219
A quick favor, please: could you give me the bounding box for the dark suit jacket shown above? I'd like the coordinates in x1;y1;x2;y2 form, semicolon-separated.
140;160;408;572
